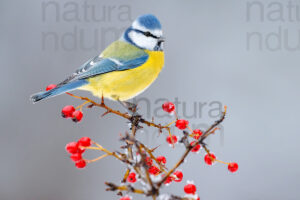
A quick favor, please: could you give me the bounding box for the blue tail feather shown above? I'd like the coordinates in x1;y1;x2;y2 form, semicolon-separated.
30;80;88;103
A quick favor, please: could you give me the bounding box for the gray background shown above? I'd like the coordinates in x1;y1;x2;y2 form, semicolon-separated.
1;0;300;199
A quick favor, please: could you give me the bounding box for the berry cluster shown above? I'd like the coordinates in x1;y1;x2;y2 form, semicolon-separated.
162;102;239;173
123;153;186;194
54;91;238;200
61;105;83;122
65;137;91;169
45;84;84;122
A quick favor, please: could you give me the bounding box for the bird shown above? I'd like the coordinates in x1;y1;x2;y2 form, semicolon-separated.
30;14;165;107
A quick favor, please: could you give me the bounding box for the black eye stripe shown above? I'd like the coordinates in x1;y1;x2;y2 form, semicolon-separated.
133;29;159;39
144;31;159;39
144;31;151;36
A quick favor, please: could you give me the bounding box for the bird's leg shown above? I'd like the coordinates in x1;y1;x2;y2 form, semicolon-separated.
118;100;139;116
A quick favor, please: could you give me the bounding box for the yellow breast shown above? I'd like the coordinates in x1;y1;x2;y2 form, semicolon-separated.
80;50;164;101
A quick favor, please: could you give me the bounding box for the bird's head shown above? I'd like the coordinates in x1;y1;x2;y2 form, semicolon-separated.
122;14;164;51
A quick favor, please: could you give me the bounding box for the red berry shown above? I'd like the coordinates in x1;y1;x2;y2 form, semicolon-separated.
127;172;137;183
70;153;82;162
75;160;86;168
173;171;183;182
156;156;166;165
78;137;91;147
61;105;75;118
72;110;83;122
145;156;153;167
164;175;173;185
45;84;56;91
148;166;160;175
120;196;131;200
204;153;216;165
175;119;189;130
193;129;203;139
190;141;201;153
65;142;79;154
162;102;175;113
77;147;85;154
228;162;239;173
166;135;178;144
184;183;197;194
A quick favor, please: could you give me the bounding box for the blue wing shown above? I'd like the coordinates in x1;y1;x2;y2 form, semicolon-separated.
63;39;149;81
30;41;149;103
74;54;149;80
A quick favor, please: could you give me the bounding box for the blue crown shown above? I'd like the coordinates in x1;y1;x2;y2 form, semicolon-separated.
136;14;162;30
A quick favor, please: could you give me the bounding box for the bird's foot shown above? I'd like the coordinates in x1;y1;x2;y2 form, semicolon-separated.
118;100;139;116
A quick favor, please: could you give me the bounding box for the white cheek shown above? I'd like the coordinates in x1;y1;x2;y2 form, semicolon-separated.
129;31;157;50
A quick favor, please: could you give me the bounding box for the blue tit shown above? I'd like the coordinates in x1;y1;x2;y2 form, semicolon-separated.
31;14;165;103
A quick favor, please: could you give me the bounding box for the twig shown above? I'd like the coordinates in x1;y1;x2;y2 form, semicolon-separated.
157;107;227;187
105;182;145;194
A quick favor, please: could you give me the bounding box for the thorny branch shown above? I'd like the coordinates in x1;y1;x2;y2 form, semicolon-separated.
65;93;230;200
66;92;171;133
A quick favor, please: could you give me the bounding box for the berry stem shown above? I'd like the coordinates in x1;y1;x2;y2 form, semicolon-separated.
121;168;130;183
75;100;90;111
81;146;102;151
82;142;130;164
203;145;215;162
202;145;229;165
174;110;179;120
215;159;230;165
86;154;109;163
166;120;176;127
187;126;194;133
168;129;175;148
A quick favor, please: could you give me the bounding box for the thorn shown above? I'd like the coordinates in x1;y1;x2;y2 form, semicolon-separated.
120;145;128;149
87;103;94;108
117;192;123;196
224;105;227;113
210;127;220;134
150;145;160;152
101;94;104;105
101;110;110;117
125;139;135;145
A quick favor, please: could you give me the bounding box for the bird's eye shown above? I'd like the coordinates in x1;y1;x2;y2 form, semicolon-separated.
144;31;151;37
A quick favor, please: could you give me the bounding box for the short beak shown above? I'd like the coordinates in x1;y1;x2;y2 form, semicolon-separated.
158;36;165;43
